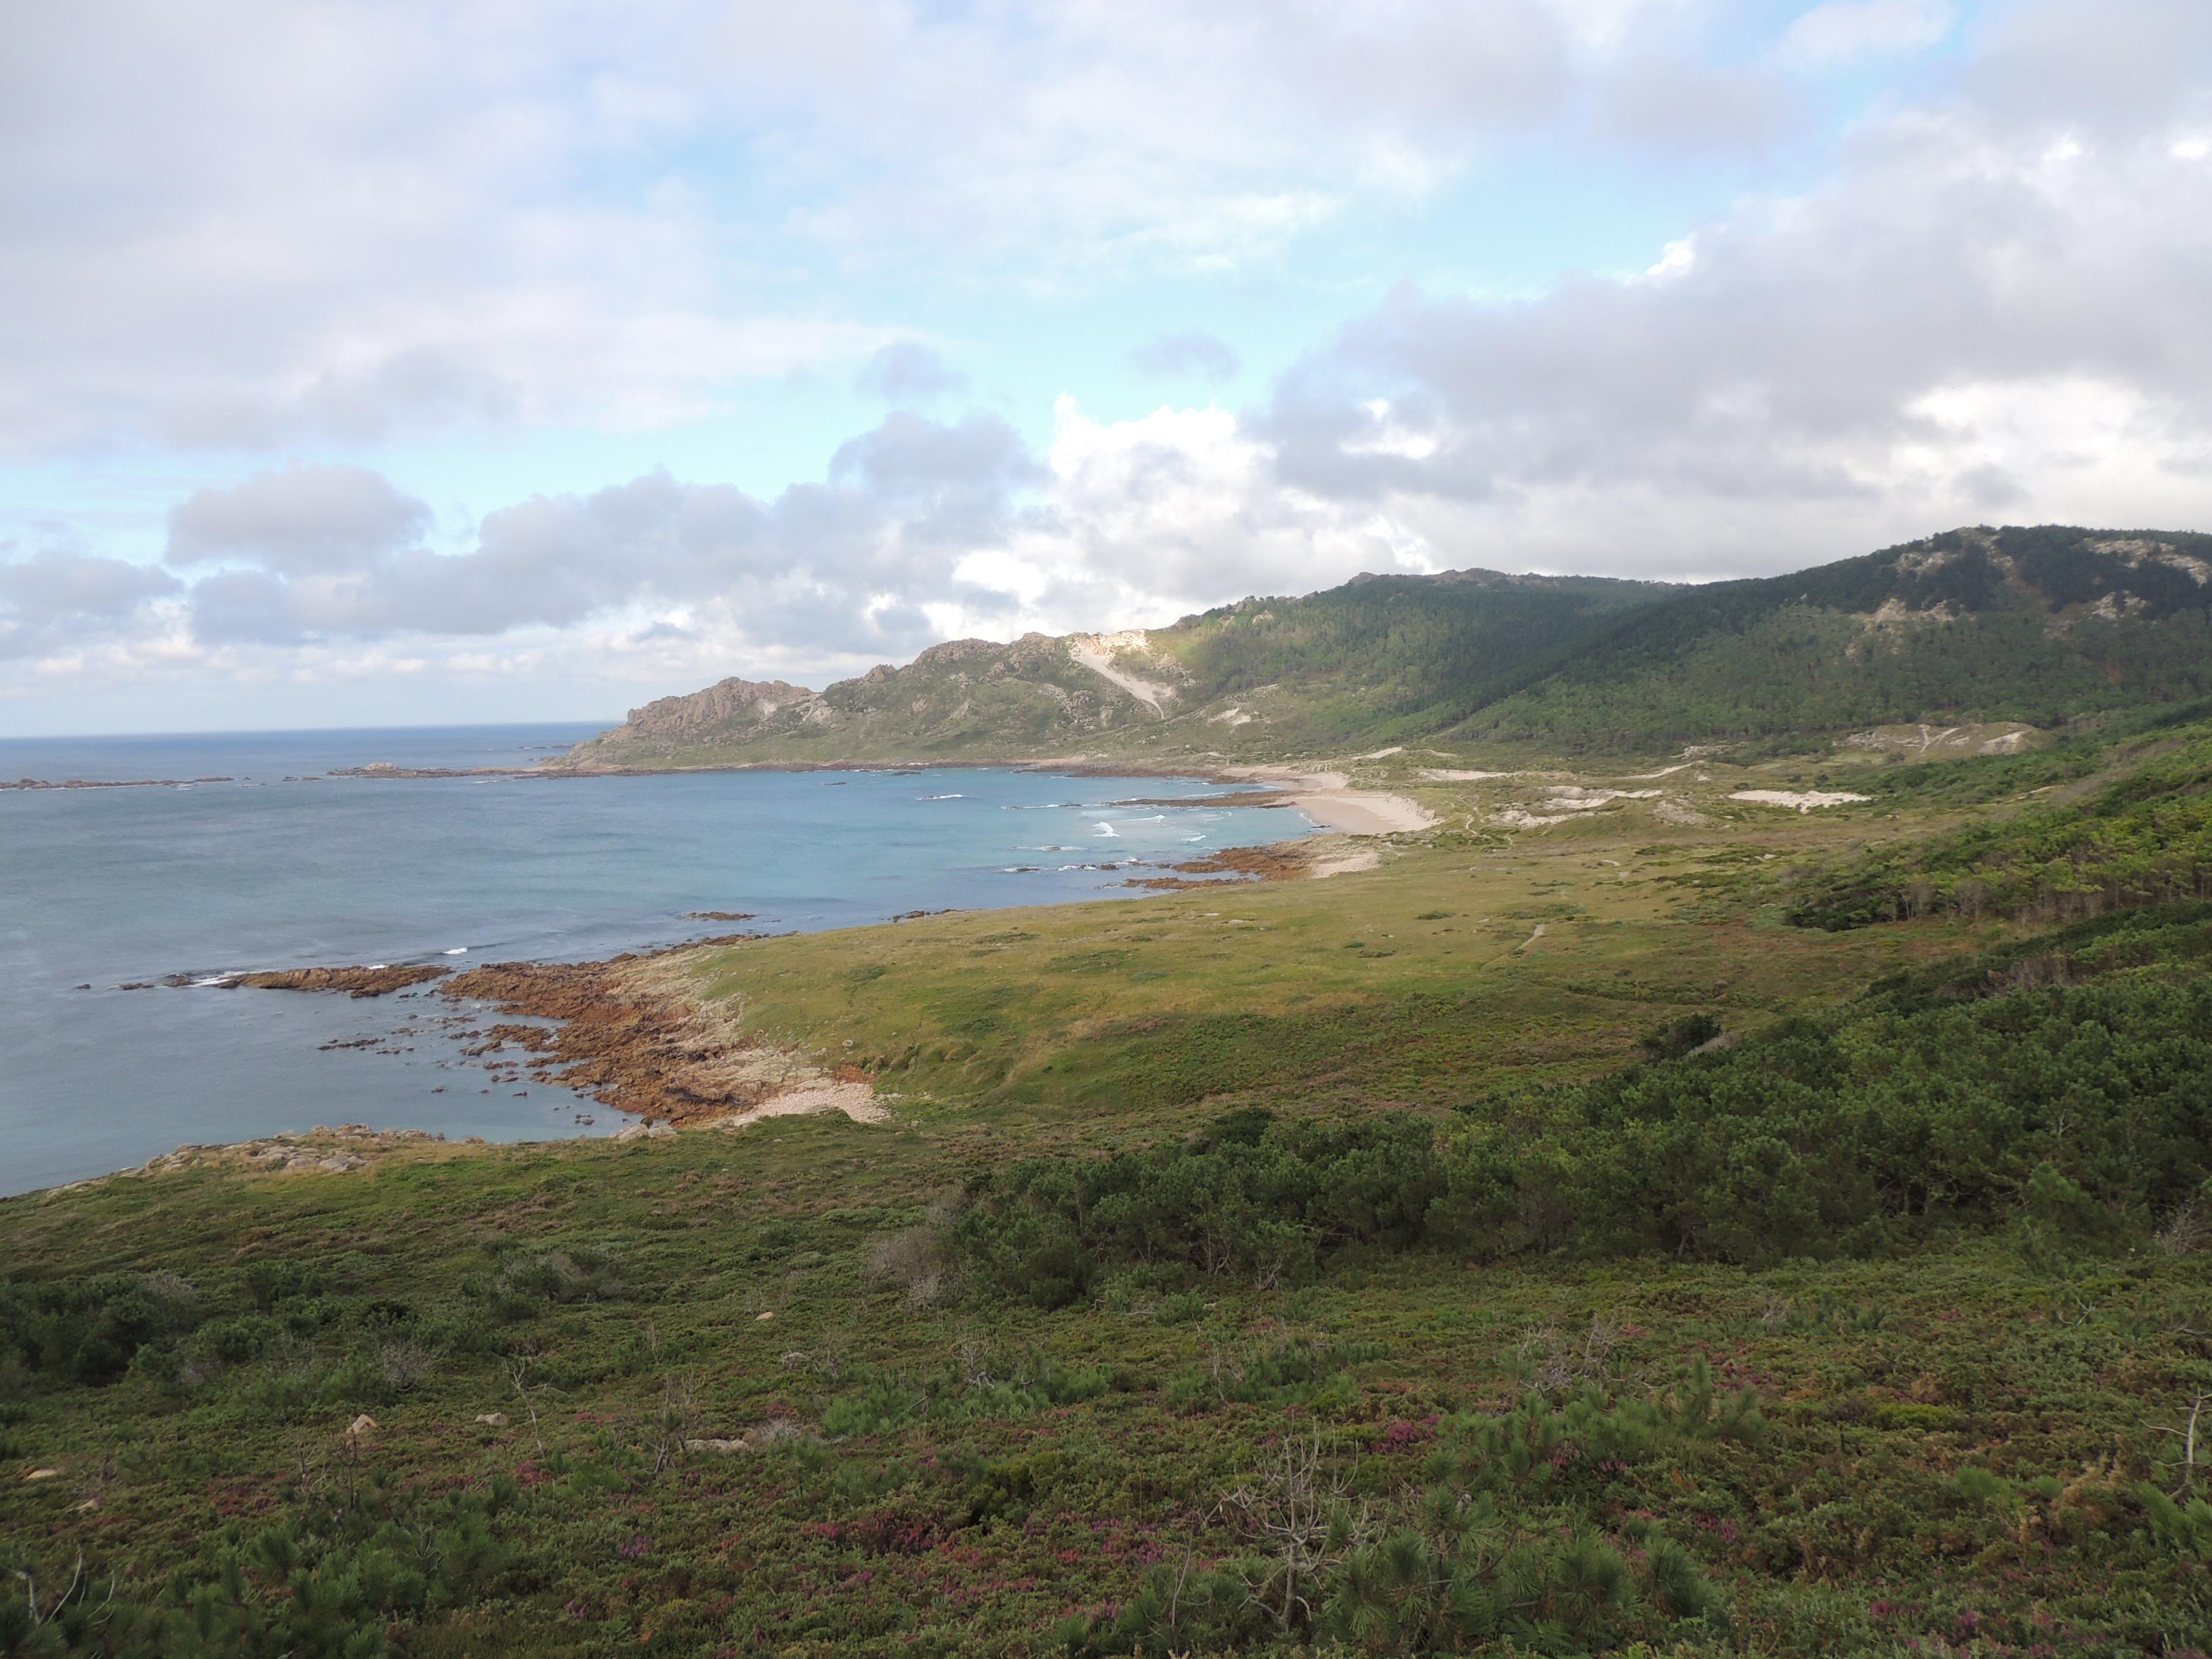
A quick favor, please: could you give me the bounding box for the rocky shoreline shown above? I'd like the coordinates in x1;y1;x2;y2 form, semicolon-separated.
438;946;882;1130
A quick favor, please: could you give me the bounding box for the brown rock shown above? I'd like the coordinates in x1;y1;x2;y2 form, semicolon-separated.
227;964;451;998
443;955;785;1128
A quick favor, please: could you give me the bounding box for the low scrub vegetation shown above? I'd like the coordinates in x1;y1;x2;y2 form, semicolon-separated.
1790;718;2212;930
959;909;2212;1308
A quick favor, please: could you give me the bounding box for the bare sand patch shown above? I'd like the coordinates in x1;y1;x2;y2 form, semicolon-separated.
1214;764;1437;837
1292;790;1437;834
711;1080;886;1130
1069;633;1179;715
1729;790;1870;812
1309;848;1382;878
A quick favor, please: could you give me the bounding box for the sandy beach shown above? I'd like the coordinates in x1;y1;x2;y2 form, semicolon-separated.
1215;764;1439;836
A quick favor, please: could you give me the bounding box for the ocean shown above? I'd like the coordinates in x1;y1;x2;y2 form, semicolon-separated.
0;724;1310;1195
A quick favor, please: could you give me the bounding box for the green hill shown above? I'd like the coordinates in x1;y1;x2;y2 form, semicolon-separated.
570;525;2212;769
569;569;1672;766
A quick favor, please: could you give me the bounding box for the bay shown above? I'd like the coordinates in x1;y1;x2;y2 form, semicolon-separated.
0;724;1309;1194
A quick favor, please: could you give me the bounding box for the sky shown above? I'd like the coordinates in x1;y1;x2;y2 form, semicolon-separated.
2;0;2209;735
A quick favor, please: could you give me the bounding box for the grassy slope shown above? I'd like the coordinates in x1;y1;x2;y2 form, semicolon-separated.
7;738;2212;1654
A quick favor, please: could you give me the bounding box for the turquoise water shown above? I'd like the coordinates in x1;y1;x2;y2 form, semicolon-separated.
0;725;1308;1194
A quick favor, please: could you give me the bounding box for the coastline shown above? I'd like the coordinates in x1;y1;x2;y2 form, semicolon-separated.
320;750;1443;840
100;815;1399;1170
18;755;1438;1193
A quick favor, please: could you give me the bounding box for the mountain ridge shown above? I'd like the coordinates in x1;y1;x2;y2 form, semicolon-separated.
570;525;2212;767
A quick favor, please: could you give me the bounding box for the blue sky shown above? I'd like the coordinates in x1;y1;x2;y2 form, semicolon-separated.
3;0;2208;733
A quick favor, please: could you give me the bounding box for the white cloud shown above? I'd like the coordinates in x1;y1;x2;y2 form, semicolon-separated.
1;392;1446;705
0;1;898;457
0;0;1804;462
1257;0;2212;576
1778;0;1956;70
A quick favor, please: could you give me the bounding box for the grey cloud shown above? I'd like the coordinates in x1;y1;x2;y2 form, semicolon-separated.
1969;0;2212;139
855;343;966;404
173;412;1043;654
830;411;1040;498
1130;331;1240;382
0;550;180;617
157;348;523;451
827;411;1045;549
1594;58;1793;154
0;548;182;659
167;466;432;575
186;570;304;646
1277;0;1572;143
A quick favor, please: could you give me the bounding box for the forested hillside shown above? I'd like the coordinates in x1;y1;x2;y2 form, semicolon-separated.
1456;527;2212;750
1138;569;1671;745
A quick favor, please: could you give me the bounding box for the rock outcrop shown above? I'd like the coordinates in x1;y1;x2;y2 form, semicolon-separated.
224;965;451;997
606;677;821;743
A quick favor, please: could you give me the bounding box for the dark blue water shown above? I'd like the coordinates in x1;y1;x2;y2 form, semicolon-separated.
0;724;1308;1194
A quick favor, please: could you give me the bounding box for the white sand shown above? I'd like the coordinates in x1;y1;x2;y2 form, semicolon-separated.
1216;764;1437;836
1069;634;1178;716
712;1079;886;1131
1291;790;1438;835
1729;790;1870;812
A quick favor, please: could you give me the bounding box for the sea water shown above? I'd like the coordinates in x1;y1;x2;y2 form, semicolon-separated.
0;724;1310;1194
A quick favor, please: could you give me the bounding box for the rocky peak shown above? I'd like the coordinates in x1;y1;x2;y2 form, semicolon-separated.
613;676;819;740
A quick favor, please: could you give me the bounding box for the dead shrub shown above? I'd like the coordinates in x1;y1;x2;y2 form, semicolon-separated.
377;1340;439;1393
867;1226;952;1309
1519;1314;1620;1391
2158;1201;2209;1257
